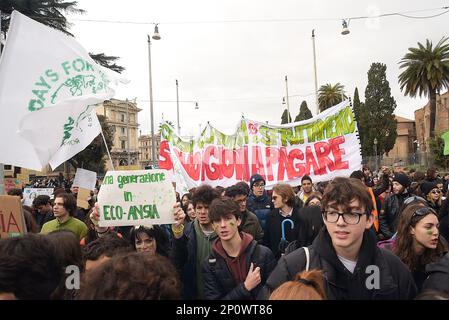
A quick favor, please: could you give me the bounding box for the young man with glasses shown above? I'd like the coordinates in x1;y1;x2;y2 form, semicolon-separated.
246;174;273;230
225;184;264;243
258;177;417;300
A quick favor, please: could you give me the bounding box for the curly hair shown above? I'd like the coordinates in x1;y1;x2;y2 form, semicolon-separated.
83;233;132;262
269;269;327;300
394;203;447;271
77;252;181;300
191;184;220;208
0;234;63;299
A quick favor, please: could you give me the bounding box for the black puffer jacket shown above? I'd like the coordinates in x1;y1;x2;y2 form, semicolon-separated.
379;191;412;239
246;191;273;230
422;252;449;294
258;229;417;300
203;238;276;300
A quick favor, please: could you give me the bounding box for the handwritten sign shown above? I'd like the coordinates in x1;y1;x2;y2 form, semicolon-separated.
0;195;27;238
23;188;54;206
97;170;176;227
73;168;97;191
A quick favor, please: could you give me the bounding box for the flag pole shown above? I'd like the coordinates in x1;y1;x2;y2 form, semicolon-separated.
100;130;115;171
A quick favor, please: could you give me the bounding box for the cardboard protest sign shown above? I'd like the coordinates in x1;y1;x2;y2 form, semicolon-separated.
0;195;27;238
23;188;54;206
97;170;176;227
77;187;91;209
73;168;97;191
160;100;362;192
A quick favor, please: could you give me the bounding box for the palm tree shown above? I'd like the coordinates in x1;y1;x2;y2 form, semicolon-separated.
398;37;449;137
318;83;347;112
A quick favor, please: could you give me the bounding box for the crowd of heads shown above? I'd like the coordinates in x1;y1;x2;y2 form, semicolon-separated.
2;165;449;300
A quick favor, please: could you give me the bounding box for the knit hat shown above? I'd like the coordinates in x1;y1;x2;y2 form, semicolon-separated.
249;174;265;189
392;173;411;188
420;181;438;196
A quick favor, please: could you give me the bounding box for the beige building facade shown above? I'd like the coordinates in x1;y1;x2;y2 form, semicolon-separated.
414;91;449;152
96;99;141;171
387;115;417;160
138;134;161;169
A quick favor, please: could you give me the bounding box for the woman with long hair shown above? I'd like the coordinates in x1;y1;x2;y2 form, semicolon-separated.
129;225;170;257
394;203;448;292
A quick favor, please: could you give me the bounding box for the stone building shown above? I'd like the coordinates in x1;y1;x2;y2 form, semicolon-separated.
414;91;449;152
96;99;141;170
138;133;160;169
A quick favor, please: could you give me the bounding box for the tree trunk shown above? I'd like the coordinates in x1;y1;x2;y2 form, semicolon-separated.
429;88;437;138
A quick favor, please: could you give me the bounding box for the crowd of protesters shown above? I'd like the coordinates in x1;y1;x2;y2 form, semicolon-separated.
1;165;449;300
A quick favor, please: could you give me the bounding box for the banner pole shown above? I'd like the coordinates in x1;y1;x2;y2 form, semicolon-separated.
100;130;115;171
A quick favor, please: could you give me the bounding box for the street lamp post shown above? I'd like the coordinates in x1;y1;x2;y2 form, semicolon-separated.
373;138;378;172
147;24;161;168
312;29;319;115
176;79;181;134
284;75;290;122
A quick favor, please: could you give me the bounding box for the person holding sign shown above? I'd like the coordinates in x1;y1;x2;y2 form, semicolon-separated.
202;197;275;300
129;225;170;257
40;193;88;240
170;185;220;299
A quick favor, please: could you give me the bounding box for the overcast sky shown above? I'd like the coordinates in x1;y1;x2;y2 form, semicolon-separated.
66;0;448;137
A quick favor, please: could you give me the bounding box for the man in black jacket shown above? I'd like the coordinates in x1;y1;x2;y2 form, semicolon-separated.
258;177;417;300
203;198;275;300
379;173;412;239
170;185;220;299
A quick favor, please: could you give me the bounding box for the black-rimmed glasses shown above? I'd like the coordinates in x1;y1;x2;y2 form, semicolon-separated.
322;210;365;225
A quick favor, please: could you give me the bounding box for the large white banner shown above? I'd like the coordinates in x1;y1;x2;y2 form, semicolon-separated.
159;100;362;191
0;11;127;171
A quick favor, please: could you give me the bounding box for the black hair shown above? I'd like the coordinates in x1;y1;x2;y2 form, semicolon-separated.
0;234;64;299
83;233;132;262
225;184;248;198
129;225;170;257
191;184;220;208
32;195;51;207
7;188;23;197
54;193;77;216
235;181;250;195
301;175;312;184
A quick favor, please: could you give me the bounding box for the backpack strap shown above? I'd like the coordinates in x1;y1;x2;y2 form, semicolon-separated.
303;247;310;271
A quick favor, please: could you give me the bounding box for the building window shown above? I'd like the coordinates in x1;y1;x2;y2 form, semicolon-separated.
4;165;12;170
121;141;126;150
121;127;125;134
121;113;125;122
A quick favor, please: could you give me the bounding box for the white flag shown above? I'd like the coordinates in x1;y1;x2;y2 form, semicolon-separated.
0;11;127;171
